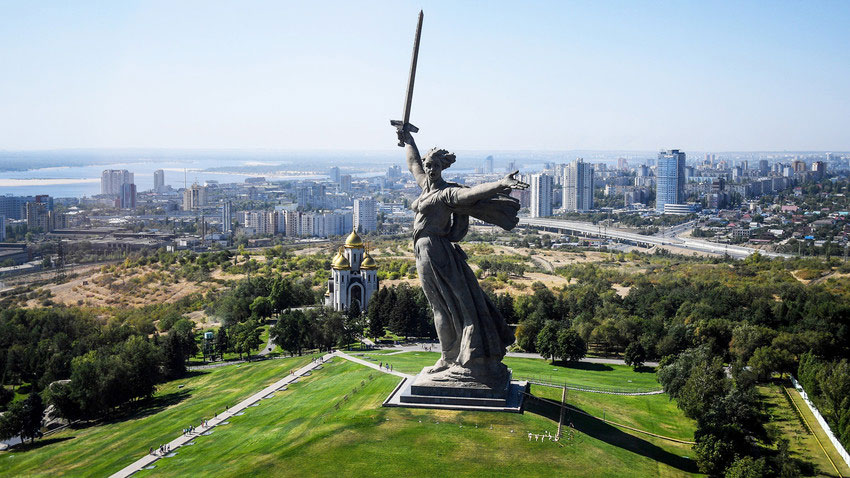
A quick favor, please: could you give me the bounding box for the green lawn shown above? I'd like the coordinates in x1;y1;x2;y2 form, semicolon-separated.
0;355;315;477
134;359;699;478
362;351;660;392
760;384;850;477
532;385;694;442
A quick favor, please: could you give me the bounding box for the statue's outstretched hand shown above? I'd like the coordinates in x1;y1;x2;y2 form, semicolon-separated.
499;170;529;193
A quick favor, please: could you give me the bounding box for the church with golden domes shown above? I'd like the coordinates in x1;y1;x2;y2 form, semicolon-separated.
324;229;379;312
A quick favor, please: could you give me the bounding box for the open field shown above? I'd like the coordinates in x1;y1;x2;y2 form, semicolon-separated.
0;355;315;477
134;359;700;478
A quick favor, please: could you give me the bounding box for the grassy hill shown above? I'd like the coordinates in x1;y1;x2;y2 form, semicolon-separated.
132;359;699;478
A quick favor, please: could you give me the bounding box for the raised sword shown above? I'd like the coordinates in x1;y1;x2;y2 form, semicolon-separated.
390;10;423;147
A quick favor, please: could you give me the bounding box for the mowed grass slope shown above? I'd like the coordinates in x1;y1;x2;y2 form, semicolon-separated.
360;351;661;391
136;359;699;478
0;355;315;478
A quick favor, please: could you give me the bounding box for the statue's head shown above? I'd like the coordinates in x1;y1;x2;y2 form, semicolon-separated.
423;148;456;182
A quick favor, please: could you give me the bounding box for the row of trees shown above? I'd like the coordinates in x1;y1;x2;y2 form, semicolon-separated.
658;346;800;477
207;276;315;326
796;353;850;453
509;259;848;366
366;284;434;339
535;321;587;363
270;307;362;355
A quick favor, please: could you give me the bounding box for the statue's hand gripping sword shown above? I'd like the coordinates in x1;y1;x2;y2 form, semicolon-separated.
390;10;423;147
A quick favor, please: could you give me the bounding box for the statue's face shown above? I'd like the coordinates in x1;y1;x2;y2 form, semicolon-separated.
423;156;442;182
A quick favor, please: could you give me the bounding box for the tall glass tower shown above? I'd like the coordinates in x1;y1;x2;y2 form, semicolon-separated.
656;150;686;212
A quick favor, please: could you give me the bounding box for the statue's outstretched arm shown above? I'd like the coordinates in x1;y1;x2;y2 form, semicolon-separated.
402;131;427;188
452;171;528;206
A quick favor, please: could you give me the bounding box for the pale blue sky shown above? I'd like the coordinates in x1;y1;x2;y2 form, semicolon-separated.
1;1;848;151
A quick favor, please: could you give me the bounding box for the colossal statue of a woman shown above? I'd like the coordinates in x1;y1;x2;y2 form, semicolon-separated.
401;130;528;390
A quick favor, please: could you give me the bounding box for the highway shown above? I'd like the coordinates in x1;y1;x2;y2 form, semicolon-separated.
517;217;792;259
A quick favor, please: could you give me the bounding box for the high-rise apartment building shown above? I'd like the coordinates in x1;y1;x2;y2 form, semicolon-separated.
812;161;826;180
617;158;628;170
120;183;136;209
154;170;165;192
243;211;272;235
26;202;49;232
284;210;300;237
183;182;207;211
340;175;352;193
530;173;553;218
222;201;233;233
0;215;5;242
387;165;402;179
101;169;133;196
563;158;594;211
328;166;341;183
656;150;686;213
296;183;327;209
484;156;494;174
354;198;378;233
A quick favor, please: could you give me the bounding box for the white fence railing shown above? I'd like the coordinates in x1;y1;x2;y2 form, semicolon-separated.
790;374;850;469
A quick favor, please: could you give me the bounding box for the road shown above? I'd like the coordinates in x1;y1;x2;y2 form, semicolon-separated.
519;217;792;259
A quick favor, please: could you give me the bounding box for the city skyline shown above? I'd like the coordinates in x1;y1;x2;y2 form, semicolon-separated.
1;2;849;152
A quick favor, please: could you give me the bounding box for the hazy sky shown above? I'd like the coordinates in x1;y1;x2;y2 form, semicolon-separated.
1;1;849;152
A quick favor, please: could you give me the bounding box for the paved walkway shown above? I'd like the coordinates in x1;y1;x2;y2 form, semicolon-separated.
258;320;277;356
109;353;335;478
335;351;412;379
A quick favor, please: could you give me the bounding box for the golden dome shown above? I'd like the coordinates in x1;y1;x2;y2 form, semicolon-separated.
331;247;350;270
361;252;377;270
344;229;364;248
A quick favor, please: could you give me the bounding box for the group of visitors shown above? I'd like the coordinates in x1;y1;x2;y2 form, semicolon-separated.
379;362;393;372
150;444;171;456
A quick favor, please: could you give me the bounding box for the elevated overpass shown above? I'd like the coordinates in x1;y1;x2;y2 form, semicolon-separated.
517;217;792;259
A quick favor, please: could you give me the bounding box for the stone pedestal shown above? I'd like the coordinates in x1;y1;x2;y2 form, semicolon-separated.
383;370;528;413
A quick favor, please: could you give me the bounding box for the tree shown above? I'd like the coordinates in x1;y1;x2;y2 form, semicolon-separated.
693;433;736;477
536;321;561;363
216;327;230;359
730;323;776;364
557;327;587;363
232;320;263;360
0;386;13;409
269;277;293;313
747;346;792;381
0;399;25;441
250;296;273;321
677;357;728;420
343;305;364;348
271;310;307;356
624;342;647;370
724;456;769;478
367;288;387;339
119;336;161;401
0;391;45;441
19;393;45;443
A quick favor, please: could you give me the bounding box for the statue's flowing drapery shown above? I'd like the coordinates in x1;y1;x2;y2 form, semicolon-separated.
412;183;518;369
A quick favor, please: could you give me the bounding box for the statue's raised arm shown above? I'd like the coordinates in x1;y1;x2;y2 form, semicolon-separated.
402;130;427;189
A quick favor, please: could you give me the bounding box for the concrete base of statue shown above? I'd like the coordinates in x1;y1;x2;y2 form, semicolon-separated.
383;367;528;413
